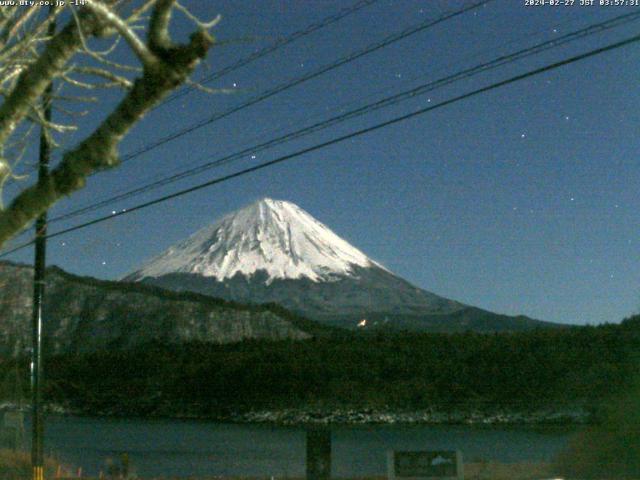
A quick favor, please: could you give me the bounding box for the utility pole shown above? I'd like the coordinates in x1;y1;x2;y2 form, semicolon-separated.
31;8;55;480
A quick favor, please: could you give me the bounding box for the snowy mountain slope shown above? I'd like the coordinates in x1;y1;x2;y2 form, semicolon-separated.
127;198;385;284
127;198;556;332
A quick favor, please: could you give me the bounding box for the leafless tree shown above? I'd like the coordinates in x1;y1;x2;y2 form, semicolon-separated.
0;0;217;248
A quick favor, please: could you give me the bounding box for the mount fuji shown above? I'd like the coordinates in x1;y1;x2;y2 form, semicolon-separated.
126;198;555;332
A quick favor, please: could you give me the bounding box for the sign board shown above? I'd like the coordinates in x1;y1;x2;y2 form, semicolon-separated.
387;450;463;480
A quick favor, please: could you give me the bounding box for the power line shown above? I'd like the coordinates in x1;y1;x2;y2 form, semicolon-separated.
162;0;381;107
4;0;486;187
119;0;492;163
37;7;606;222
4;0;488;197
0;0;380;187
2;30;638;258
45;10;640;226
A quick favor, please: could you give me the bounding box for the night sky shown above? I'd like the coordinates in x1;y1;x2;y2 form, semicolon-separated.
2;0;639;326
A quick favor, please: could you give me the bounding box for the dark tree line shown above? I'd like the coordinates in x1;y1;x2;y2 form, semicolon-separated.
1;316;638;418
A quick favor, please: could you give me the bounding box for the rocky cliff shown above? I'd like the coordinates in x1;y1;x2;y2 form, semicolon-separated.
0;261;315;356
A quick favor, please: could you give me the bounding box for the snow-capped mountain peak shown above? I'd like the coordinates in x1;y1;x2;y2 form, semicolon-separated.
128;198;385;283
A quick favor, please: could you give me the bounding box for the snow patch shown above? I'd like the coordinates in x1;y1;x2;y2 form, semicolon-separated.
129;198;387;283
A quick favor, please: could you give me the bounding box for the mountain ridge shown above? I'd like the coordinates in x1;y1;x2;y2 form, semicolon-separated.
126;198;385;284
0;260;335;356
128;198;560;331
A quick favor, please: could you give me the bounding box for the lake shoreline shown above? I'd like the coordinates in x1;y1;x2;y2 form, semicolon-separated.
199;407;590;426
2;402;591;426
8;413;578;477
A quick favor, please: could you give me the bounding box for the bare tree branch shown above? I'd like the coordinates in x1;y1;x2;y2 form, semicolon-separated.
84;0;156;66
69;66;133;89
174;2;221;30
0;1;215;247
0;14;90;146
148;0;175;53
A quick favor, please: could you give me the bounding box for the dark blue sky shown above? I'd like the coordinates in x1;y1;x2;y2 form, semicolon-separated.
3;0;640;325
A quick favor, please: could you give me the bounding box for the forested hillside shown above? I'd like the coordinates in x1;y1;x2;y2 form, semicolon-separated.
1;317;634;420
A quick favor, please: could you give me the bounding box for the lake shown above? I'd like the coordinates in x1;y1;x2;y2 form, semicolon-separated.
35;415;577;477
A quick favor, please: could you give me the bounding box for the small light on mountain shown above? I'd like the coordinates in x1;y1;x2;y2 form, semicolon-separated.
123;198;552;332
